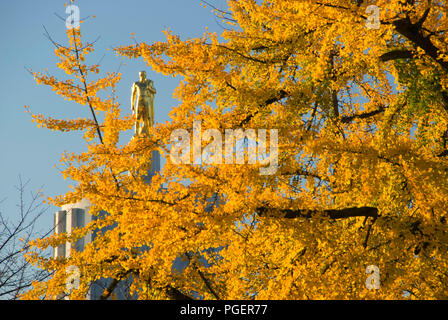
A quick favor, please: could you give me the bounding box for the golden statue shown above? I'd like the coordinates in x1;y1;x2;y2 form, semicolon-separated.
131;71;156;136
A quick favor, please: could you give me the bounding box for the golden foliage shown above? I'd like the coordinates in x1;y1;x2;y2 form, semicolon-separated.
24;0;448;300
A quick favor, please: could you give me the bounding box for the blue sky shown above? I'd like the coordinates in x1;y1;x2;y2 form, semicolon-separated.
0;0;226;230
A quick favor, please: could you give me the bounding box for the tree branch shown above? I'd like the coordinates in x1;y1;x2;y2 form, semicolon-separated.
380;50;414;62
392;17;448;72
164;285;194;300
340;106;385;123
239;89;287;126
185;252;220;300
257;206;379;220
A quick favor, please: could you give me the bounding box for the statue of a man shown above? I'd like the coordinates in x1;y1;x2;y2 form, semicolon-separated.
131;71;156;136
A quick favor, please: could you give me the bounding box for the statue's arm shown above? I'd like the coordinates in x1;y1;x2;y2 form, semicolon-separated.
131;83;137;113
149;81;156;94
151;98;155;125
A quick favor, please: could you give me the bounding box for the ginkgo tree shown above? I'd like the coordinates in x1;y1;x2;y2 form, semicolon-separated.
24;0;448;300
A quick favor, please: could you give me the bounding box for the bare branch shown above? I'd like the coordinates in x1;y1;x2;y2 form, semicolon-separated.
0;177;51;299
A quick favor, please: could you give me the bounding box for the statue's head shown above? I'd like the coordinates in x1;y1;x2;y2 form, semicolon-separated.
139;71;147;81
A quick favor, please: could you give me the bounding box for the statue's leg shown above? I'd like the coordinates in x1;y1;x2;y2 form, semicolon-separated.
136;118;142;136
141;102;150;135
